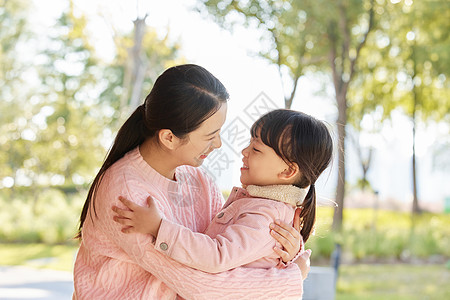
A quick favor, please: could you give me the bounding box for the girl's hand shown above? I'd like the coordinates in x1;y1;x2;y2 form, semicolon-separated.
112;196;162;237
270;206;304;263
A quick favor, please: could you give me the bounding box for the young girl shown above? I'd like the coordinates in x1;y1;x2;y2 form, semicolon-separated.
113;109;333;274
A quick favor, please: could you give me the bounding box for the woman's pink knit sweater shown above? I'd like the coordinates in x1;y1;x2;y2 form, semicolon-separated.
73;148;303;299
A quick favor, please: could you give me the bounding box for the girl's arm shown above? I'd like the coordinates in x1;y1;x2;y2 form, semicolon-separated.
100;181;304;300
114;196;304;265
114;196;302;273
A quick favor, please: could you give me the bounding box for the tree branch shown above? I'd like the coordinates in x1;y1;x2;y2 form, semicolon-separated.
339;1;350;70
328;21;341;98
286;75;300;109
349;0;375;83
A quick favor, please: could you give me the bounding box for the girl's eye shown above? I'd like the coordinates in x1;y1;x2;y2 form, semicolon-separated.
253;147;261;153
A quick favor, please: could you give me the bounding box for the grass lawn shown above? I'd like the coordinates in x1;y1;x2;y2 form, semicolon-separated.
0;243;78;271
1;243;449;299
336;263;450;300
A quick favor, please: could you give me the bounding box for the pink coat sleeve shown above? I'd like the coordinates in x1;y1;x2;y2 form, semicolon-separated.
154;199;287;273
97;175;303;300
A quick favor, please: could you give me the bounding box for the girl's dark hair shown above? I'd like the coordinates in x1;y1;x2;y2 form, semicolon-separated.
76;64;229;239
251;109;333;242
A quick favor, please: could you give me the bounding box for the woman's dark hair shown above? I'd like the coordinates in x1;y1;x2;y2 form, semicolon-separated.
251;109;333;242
76;64;229;239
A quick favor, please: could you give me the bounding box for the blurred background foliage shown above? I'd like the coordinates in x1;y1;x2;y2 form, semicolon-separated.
1;0;449;298
197;0;450;229
1;0;449;253
0;0;183;243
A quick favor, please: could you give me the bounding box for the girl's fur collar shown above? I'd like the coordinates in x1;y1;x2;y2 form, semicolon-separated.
246;184;310;207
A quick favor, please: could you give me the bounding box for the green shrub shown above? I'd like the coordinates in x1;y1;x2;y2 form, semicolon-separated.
306;207;450;262
0;189;84;244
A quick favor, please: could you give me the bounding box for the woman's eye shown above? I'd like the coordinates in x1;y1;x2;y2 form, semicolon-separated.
253;147;260;153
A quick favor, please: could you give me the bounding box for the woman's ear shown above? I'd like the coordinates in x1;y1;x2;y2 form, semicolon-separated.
278;163;300;181
158;129;178;150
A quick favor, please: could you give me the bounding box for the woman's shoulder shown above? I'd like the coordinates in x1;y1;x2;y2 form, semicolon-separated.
99;154;150;196
104;155;141;181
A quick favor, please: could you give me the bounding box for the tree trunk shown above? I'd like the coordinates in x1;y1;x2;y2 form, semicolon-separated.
412;122;419;213
411;86;420;214
360;148;372;191
411;41;421;214
333;92;347;230
330;0;374;230
284;76;300;109
350;132;373;191
129;16;148;110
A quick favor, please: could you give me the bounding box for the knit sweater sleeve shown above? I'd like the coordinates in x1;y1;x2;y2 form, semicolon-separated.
154;199;288;273
97;173;303;300
199;168;224;221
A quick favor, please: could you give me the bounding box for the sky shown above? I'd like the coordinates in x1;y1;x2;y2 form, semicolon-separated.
33;0;450;211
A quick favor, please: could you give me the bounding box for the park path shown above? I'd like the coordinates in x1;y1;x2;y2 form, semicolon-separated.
0;265;336;300
0;266;73;300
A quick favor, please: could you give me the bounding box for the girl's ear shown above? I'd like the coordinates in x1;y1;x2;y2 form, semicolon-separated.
278;163;300;181
158;129;179;150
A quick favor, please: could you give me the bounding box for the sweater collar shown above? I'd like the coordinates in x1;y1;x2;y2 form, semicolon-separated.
246;184;310;207
127;147;179;191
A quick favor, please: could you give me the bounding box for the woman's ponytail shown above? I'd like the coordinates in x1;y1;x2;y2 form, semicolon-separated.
76;105;149;239
107;105;150;166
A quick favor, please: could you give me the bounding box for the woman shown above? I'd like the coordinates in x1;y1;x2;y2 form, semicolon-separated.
74;64;309;299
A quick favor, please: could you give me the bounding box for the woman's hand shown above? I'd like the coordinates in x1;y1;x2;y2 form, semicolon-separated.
295;249;311;280
269;207;304;263
112;196;162;237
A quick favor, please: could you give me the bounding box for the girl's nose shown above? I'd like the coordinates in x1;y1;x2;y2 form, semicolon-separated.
241;145;249;157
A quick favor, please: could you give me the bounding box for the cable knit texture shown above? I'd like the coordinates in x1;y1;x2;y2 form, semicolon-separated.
73;147;303;300
154;185;306;273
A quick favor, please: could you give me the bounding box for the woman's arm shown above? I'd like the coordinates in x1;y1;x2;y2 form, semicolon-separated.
100;183;304;299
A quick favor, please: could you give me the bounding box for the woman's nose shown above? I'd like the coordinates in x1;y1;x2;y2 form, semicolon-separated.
213;134;222;149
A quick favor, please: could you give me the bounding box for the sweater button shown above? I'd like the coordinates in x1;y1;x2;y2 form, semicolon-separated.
217;212;224;218
160;242;168;251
